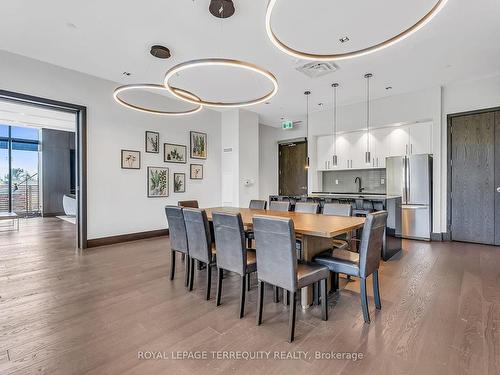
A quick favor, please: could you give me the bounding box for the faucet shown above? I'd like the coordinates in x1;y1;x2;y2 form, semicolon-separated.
355;177;365;193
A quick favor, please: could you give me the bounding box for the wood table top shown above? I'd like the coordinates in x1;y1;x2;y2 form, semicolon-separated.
204;207;365;238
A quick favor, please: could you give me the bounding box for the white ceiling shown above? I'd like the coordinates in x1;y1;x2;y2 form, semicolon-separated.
0;100;76;132
0;0;499;126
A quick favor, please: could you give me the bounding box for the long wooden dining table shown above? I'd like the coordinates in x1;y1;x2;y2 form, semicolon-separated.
204;207;366;309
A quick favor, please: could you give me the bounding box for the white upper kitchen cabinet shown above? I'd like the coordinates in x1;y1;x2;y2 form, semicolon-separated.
386;126;410;156
316;135;334;170
371;127;392;168
408;122;433;155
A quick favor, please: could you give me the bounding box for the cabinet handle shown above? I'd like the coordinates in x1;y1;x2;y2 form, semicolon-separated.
347;160;349;168
405;144;408;155
411;144;413;154
377;157;379;167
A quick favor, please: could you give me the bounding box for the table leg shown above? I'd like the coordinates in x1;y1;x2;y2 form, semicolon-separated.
300;234;334;309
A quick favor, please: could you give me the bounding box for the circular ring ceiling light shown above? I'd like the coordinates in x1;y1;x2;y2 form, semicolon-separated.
113;84;202;116
164;58;279;108
265;0;449;61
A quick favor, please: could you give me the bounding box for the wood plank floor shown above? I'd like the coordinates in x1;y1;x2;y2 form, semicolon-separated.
0;217;499;375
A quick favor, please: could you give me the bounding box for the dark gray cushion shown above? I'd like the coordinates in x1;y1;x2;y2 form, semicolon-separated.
297;262;329;289
164;206;188;254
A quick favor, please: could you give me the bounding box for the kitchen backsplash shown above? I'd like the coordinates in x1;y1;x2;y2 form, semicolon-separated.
322;169;387;193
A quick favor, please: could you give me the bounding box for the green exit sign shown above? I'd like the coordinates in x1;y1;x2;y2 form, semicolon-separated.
282;120;294;130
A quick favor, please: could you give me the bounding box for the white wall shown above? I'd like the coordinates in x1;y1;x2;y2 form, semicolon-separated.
238;110;259;207
0;50;222;240
221;109;259;207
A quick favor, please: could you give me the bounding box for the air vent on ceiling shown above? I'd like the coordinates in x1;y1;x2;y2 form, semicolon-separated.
295;61;338;78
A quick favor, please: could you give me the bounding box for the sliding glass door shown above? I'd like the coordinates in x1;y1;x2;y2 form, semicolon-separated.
0;124;40;216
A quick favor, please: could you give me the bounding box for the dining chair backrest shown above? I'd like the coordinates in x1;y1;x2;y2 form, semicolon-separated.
249;200;267;210
183;208;212;264
164;206;188;254
253;215;297;291
212;212;247;275
178;200;199;208
322;203;352;216
294;202;319;214
269;200;291;212
358;211;388;278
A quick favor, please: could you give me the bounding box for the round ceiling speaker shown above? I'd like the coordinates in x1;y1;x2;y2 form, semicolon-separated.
150;45;171;59
209;0;235;19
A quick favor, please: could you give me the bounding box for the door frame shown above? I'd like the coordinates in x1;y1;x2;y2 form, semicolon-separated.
447;106;500;243
0;89;88;249
278;137;308;196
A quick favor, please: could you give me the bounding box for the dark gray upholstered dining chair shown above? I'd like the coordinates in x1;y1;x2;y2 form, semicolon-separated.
183;208;216;300
314;211;388;323
253;215;329;342
178;200;199;208
294;202;319;214
212;212;257;318
246;200;267;248
294;202;320;260
268;200;291;211
322;203;353;250
249;200;267;210
164;206;190;287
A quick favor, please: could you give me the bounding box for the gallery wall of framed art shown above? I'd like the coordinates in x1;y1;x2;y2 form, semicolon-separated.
120;128;210;199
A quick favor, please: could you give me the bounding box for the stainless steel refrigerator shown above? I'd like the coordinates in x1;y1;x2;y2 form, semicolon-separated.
386;154;432;240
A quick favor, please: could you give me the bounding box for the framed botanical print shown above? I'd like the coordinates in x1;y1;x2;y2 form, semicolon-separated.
164;143;187;163
190;164;203;180
121;150;141;169
147;167;169;197
145;131;159;153
190;131;207;159
173;173;186;193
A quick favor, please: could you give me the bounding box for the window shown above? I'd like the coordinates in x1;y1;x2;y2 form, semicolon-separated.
0;125;40;215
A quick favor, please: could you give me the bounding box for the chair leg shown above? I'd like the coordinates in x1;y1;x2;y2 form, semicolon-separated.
216;268;223;306
206;264;212;300
184;255;190;287
239;275;247;318
288;291;297;343
313;282;319;305
330;272;339;291
373;270;382;310
246;273;251;291
321;278;328;321
284;290;290;305
257;280;264;326
188;257;195;291
273;286;280;303
169;250;176;280
360;277;370;323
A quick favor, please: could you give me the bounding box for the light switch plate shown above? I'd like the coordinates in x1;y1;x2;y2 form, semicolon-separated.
335;179;339;185
381;178;385;185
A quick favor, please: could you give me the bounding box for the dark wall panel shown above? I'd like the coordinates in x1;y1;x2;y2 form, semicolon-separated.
41;129;75;216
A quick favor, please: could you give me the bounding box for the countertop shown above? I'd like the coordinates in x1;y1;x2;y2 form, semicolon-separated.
309;192;401;200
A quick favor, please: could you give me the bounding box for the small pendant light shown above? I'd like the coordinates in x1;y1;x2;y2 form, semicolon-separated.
331;83;339;167
364;73;373;165
304;90;311;169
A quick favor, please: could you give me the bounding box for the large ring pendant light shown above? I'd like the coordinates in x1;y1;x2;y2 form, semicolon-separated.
164;58;278;108
113;84;203;116
265;0;449;61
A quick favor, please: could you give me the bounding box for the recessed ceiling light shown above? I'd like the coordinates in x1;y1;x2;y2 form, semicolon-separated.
339;36;350;43
385;86;392;90
122;72;132;76
318;103;324;106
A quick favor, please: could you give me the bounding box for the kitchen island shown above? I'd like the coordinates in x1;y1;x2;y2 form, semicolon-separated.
269;193;402;260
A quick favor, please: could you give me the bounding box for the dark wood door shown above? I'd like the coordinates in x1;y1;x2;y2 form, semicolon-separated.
278;141;308;196
450;111;498;245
